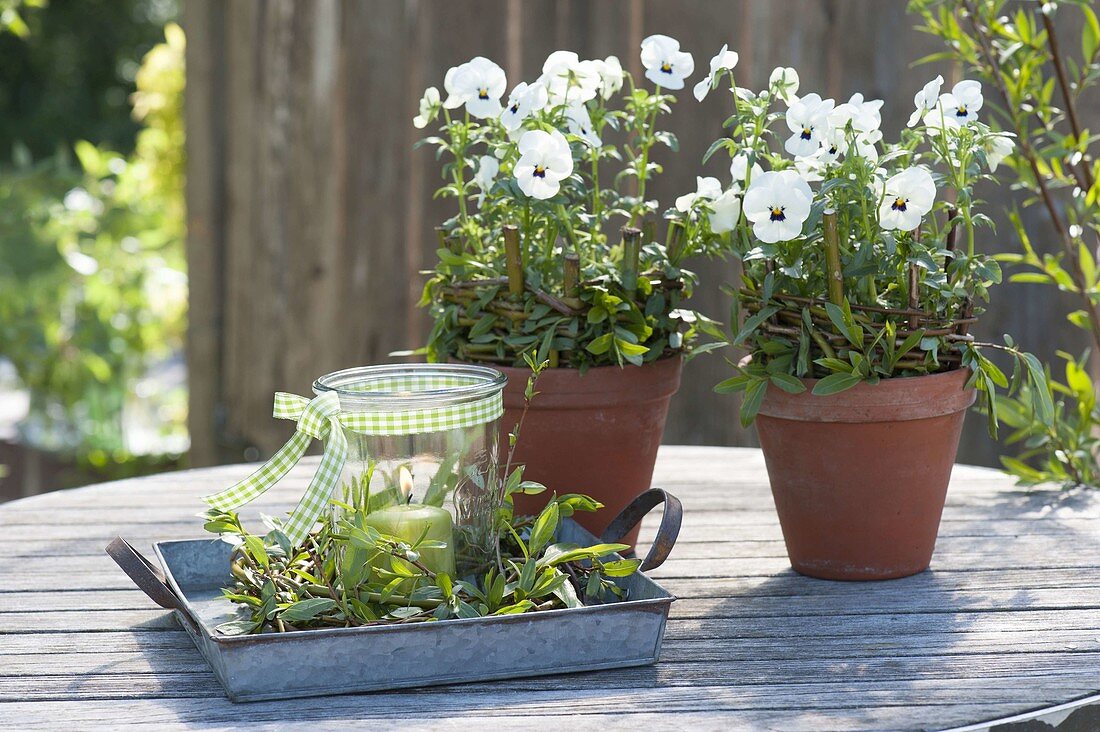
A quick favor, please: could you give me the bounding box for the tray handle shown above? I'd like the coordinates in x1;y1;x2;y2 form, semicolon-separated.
600;488;682;571
105;536;183;611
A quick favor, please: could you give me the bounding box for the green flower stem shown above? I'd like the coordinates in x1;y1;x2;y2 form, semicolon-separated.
556;203;580;260
590;150;602;242
442;107;469;224
631;85;662;226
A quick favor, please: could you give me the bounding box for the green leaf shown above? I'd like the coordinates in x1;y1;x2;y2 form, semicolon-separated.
528;501;559;555
436;572;453;598
714;374;751;394
553;578;583;608
492;600;536;615
1000;456;1048;483
242;535;269;569
600;558;641;577
468;313;497;339
585;332;614;355
812;372;862;396
894;330;925;363
740;378;768;428
215;619;260;636
615;338;649;357
769;373;807;394
732;305;780;346
540;542;628;567
979;355;1009;389
518;558;538;594
280;598;337;623
1083;3;1100;61
1021;353;1055;424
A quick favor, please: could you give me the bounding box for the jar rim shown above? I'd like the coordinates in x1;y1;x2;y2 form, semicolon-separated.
312;363;506;411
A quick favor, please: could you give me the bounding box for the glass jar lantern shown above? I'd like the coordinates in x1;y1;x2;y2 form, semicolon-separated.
312;364;506;577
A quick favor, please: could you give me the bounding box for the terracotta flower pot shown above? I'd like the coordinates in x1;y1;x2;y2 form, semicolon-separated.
490;357;683;548
755;368;976;581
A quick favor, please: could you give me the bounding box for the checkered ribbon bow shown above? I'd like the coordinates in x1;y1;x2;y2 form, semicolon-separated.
202;392;348;546
202;384;503;546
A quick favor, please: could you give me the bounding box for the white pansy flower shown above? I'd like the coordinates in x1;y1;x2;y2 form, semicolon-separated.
729;153;764;189
829;92;883;134
943;80;983;124
817;125;849;163
693;44;739;102
878;167;936;231
443;57;507;118
514;129;574;200
675;176;723;212
708;189;742;233
852;129;883;161
565;103;601;147
413;86;440;129
984;132;1015;172
794;156;825;183
784;93;835;158
593;55;625;99
541;51;601;105
908;75;943;127
769;66;800;102
743;170;813;243
473;155;499;208
500;81;548;132
926;80;983;127
640;34;695;90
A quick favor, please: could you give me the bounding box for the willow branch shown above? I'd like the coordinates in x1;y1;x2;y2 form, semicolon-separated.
961;0;1100;352
1040;10;1093;190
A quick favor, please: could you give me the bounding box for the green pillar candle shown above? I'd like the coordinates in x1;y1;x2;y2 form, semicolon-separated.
363;503;457;578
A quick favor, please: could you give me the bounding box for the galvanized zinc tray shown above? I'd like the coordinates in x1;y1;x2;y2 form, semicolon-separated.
108;488;681;702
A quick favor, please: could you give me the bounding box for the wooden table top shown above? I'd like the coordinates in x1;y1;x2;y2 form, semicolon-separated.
1;446;1098;731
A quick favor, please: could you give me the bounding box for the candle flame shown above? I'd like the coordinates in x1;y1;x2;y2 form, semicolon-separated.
398;466;414;503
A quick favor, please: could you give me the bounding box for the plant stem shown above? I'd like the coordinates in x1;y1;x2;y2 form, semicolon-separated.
631;88;661;226
556;204;580;260
1039;9;1093;191
823;210;845;307
590;149;603;242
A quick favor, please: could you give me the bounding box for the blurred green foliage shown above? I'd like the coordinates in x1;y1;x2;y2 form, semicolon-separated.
0;0;175;158
0;4;186;474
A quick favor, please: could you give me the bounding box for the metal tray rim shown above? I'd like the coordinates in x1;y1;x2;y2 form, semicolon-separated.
153;534;677;645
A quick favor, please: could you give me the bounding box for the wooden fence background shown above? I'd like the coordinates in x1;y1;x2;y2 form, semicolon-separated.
183;0;1089;468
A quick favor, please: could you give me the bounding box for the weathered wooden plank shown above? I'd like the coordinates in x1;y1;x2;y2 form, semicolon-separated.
3;649;1098;700
5;626;1100;678
1;514;1095;564
7;550;1100;595
0;702;1068;732
6;621;1100;667
4;576;1099;633
6;563;1096;612
0;461;1047;508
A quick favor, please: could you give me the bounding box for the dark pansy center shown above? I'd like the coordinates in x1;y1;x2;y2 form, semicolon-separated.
955;105;967;117
661;62;673;73
769;206;786;222
828;145;838;154
891;197;908;211
510;103;519;113
800;126;813;140
533;165;546;178
478;88;489;100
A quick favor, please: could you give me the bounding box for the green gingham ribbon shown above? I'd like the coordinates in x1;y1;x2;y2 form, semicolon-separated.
202;384;502;546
